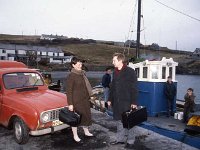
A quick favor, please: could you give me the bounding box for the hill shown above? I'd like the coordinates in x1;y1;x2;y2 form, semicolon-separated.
0;34;199;74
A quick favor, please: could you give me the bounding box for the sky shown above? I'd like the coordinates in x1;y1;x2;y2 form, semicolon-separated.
0;0;200;51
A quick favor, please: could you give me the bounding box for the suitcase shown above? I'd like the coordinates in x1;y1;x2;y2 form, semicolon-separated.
121;106;147;129
59;107;81;127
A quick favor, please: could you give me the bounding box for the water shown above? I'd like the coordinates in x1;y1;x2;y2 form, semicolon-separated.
50;71;200;103
176;74;200;103
50;71;103;91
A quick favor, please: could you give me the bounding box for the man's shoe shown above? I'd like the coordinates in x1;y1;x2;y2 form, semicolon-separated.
125;143;135;149
110;141;125;145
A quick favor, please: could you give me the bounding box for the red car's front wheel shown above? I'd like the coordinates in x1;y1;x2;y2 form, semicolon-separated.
13;117;29;144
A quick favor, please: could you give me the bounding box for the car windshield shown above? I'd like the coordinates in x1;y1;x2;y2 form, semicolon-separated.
3;72;44;89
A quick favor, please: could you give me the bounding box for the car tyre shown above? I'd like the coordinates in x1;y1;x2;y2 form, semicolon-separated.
13;117;29;144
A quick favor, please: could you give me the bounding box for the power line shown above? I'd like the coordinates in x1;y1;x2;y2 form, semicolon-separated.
153;0;200;22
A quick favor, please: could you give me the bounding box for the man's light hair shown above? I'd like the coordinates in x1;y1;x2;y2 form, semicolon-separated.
113;53;125;63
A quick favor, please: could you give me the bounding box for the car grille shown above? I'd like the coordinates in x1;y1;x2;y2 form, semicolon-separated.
49;108;62;121
40;107;65;123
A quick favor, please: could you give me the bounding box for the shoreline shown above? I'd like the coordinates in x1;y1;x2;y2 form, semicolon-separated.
47;71;200;102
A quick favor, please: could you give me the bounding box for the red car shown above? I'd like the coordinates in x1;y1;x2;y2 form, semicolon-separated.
0;61;69;144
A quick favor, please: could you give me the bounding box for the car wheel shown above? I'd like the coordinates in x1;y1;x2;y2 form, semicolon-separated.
13;117;29;144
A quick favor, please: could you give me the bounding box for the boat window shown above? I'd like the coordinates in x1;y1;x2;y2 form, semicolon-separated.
143;67;148;78
135;68;139;78
162;67;166;79
151;66;158;79
169;67;173;78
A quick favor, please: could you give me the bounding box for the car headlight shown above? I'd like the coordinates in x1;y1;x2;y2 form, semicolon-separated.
40;112;50;123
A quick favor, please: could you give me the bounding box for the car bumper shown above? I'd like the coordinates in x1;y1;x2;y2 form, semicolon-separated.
29;124;69;136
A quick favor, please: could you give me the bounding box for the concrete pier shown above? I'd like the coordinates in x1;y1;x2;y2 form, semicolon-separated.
0;109;199;150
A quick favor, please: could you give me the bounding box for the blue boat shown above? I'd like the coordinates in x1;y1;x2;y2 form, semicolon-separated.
129;57;178;117
91;57;200;149
91;1;200;148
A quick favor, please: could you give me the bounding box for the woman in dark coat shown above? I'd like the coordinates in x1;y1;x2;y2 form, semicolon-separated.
66;57;93;143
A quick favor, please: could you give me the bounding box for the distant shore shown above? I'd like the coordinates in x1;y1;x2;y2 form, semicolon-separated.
1;34;200;75
48;64;200;75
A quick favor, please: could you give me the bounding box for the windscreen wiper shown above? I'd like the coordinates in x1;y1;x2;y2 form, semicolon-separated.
32;79;39;87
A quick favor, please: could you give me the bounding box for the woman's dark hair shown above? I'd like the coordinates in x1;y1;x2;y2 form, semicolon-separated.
70;57;82;67
69;57;84;71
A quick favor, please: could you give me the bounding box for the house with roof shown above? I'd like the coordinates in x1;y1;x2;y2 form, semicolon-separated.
192;48;200;58
0;43;73;64
40;34;68;41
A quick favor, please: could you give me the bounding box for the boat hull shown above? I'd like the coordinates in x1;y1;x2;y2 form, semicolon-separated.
138;81;177;117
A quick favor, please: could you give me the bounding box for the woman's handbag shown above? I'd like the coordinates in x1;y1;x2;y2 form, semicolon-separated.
59;107;81;127
121;106;147;129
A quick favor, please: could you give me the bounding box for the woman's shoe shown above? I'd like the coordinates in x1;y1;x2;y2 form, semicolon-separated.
83;127;93;137
73;139;84;144
84;134;94;138
84;132;94;137
73;135;82;143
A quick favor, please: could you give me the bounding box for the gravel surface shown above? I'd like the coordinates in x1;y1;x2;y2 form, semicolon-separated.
0;109;199;150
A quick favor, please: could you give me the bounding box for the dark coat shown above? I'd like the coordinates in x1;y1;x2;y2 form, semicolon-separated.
109;66;138;120
183;93;196;122
66;72;92;126
184;93;195;110
102;73;111;88
164;81;177;100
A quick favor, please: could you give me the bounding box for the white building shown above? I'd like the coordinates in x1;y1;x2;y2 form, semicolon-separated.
40;34;68;41
0;43;73;64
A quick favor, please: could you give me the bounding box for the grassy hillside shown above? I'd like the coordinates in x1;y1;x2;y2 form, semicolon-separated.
0;34;187;63
0;34;40;41
1;34;199;74
60;43;187;65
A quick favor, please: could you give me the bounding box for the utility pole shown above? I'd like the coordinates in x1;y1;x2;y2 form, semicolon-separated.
136;0;142;59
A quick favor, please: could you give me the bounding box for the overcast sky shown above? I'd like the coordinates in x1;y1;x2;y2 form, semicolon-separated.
0;0;200;51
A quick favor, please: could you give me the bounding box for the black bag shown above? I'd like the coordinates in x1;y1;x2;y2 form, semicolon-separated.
121;106;147;129
59;107;81;127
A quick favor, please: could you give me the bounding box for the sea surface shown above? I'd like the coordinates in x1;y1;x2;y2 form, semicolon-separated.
50;71;200;103
176;74;200;103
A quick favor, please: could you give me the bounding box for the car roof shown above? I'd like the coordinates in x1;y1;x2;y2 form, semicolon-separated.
0;68;39;75
0;60;27;68
0;61;39;75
